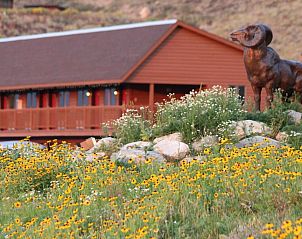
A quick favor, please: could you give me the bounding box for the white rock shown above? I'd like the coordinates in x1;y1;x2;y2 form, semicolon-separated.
287;110;302;124
153;139;189;161
121;141;152;151
153;132;183;144
235;136;280;148
192;135;219;152
87;137;117;153
234;120;272;139
110;149;165;164
96;137;117;148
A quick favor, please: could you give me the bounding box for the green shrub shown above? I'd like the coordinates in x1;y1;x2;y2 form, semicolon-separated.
243;91;298;137
153;86;245;142
111;108;153;144
281;124;302;149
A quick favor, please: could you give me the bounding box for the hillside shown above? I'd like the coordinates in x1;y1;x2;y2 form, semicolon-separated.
0;0;301;59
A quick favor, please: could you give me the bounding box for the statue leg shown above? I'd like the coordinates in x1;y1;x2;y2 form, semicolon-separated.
252;85;262;111
265;84;274;109
294;76;302;103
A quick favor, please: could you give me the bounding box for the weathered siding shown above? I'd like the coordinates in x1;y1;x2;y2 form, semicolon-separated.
127;27;254;103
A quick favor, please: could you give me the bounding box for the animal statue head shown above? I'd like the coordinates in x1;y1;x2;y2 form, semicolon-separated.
230;24;273;48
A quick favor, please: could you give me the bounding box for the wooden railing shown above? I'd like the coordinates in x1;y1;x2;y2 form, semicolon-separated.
0;106;132;137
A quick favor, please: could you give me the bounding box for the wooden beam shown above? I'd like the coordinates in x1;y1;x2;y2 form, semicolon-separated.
149;83;154;111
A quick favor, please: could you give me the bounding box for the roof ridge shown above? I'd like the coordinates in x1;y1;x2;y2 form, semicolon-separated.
0;19;178;43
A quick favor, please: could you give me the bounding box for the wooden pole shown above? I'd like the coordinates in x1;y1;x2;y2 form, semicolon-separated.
149;83;154;112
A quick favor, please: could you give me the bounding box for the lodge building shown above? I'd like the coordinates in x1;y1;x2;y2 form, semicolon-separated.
0;19;249;142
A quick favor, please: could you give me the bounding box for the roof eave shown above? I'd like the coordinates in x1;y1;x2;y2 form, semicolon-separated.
0;79;123;92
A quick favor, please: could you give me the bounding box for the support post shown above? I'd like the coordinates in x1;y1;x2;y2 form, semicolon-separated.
149;83;154;112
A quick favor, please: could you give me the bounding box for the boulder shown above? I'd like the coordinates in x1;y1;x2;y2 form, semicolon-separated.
192;135;219;152
153;139;189;161
96;137;117;148
110;149;165;164
233;120;272;139
275;131;289;142
87;137;117;153
287;110;302;124
80;137;96;150
121;141;152;151
153;132;183;144
235;136;281;148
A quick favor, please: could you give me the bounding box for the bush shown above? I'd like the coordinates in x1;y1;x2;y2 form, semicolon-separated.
153;86;245;142
110;108;153;144
244;91;302;137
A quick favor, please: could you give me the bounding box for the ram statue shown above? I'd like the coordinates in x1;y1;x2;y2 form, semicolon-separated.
230;24;302;111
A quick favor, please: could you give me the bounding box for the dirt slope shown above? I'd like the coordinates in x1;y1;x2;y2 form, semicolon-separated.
1;0;301;59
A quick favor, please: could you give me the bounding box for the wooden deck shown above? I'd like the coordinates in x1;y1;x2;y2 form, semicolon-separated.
0;106;128;138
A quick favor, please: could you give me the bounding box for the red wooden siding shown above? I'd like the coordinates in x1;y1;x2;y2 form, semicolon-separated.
69;91;77;106
127;27;254;102
127;84;149;105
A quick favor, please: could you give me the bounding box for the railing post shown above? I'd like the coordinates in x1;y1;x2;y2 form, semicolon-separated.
13;110;16;130
149;83;155;112
30;109;32;130
46;108;49;130
64;107;67;129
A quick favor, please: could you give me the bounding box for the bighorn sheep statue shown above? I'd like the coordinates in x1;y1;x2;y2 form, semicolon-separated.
230;24;302;111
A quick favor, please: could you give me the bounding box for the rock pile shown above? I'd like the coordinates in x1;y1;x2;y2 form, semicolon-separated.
80;111;302;164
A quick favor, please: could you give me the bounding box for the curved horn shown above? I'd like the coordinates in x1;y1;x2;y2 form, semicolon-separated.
261;24;273;46
241;24;266;48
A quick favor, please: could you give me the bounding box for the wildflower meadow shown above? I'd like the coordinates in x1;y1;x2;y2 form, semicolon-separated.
1;87;302;239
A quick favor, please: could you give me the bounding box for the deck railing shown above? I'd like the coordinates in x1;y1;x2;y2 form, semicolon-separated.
0;105;137;136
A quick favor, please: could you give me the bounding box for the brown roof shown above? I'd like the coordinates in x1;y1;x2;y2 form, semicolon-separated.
0;20;242;91
0;20;175;90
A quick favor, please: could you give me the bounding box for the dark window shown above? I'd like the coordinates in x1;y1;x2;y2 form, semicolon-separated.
229;85;245;101
26;92;37;108
59;91;70;107
8;94;19;109
104;88;117;106
238;86;245;100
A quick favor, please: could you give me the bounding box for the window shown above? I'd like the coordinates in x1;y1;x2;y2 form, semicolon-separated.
104;88;117;106
229;85;245;101
26;92;37;108
77;89;89;106
8;94;19;109
59;91;70;107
